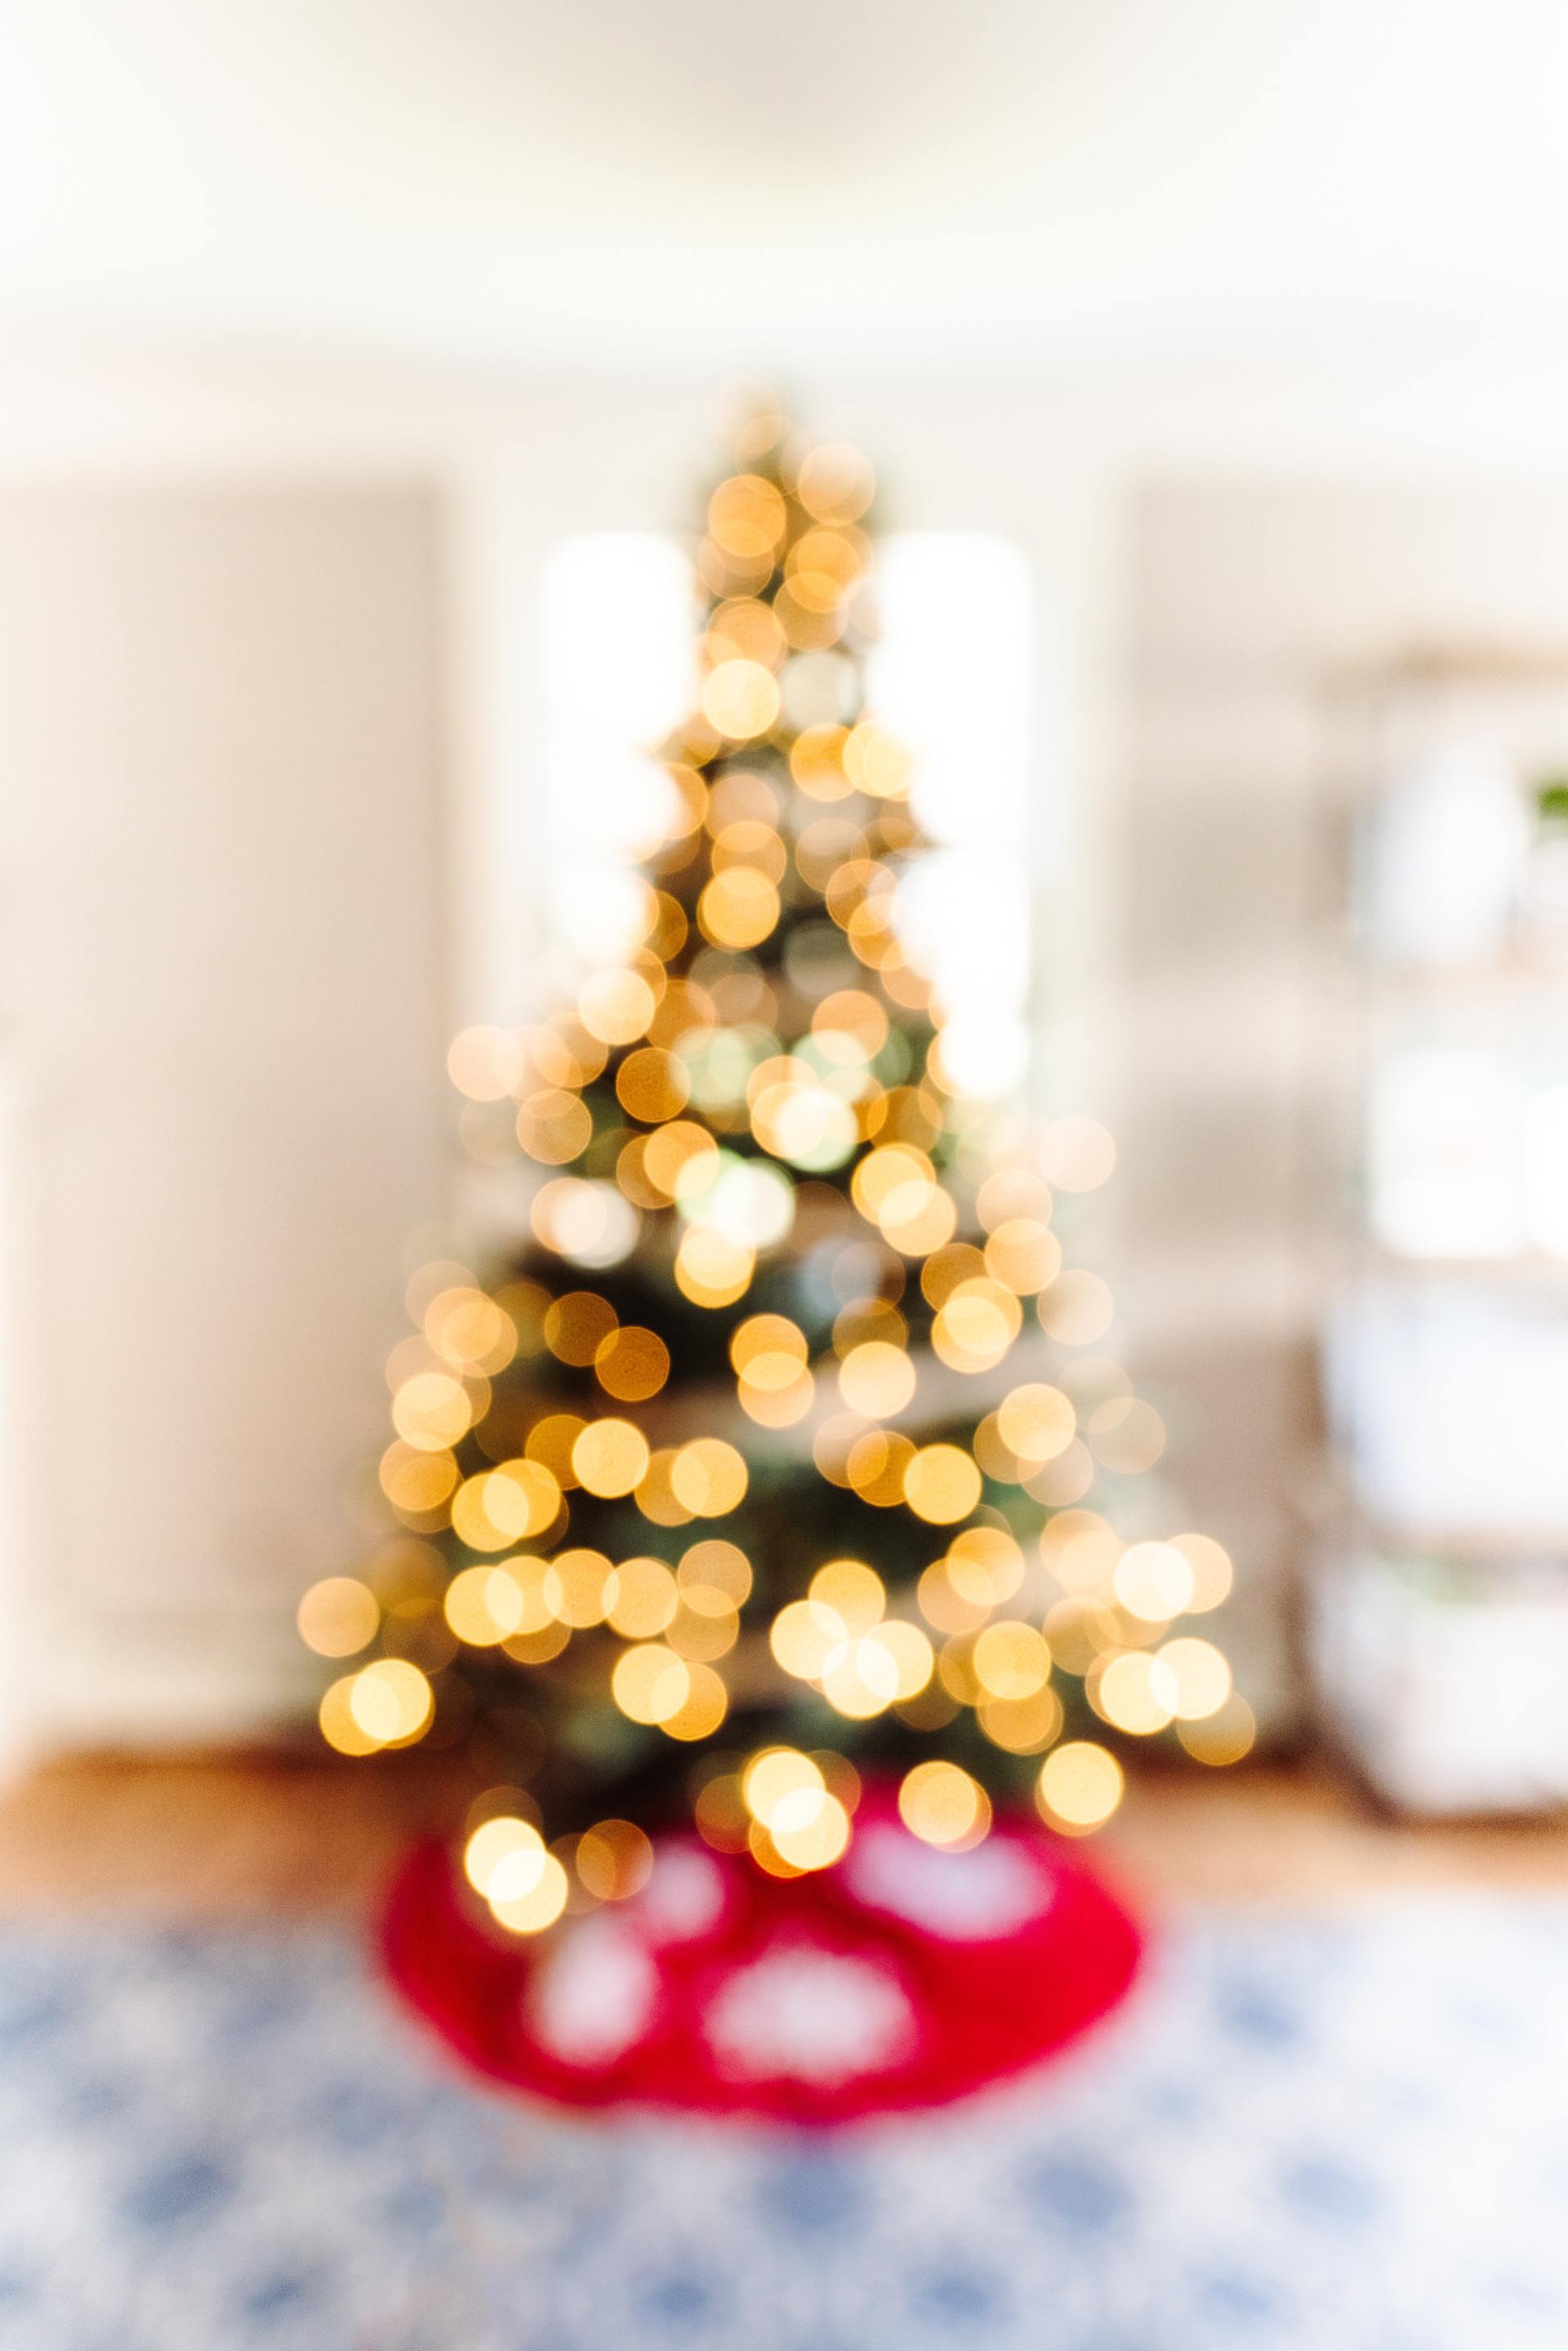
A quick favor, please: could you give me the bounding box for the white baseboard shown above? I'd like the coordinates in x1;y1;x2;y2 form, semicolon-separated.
16;1616;317;1762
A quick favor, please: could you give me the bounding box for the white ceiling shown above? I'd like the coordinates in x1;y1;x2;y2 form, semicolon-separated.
2;0;1567;372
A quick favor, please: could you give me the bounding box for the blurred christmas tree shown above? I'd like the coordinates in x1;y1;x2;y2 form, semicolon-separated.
301;404;1247;1935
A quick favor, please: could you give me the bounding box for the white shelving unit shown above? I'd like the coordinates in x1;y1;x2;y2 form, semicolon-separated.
1309;650;1568;1814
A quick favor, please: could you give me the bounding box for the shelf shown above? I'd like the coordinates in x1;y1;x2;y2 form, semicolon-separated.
1361;955;1568;1004
1325;643;1568;693
1343;1245;1568;1286
1356;1521;1568;1563
1299;1463;1568;1561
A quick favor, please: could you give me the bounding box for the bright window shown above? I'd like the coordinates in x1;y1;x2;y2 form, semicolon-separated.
538;529;1035;1097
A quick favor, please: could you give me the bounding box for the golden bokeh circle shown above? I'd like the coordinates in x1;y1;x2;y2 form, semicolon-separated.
898;1760;989;1849
542;1548;618;1628
463;1814;542;1898
595;1325;670;1403
616;1046;690;1126
576;1818;654;1902
491;1850;570;1934
670;1437;749;1516
1036;1741;1124;1832
660;1661;728;1741
606;1555;678;1638
345;1659;433;1748
903;1444;982;1525
297;1577;379;1659
612;1642;690;1725
837;1339;916;1419
572;1418;651;1498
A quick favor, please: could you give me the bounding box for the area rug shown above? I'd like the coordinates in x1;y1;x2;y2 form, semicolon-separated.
1;1895;1566;2349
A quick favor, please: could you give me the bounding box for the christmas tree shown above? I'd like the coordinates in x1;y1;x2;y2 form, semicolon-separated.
301;405;1245;1937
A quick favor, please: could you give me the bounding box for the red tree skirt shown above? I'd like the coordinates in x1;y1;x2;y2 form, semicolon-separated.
380;1787;1144;2126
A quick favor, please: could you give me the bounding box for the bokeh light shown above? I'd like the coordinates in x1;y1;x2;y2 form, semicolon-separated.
296;1577;379;1659
1037;1742;1125;1832
576;1819;655;1902
898;1760;991;1849
670;1439;748;1516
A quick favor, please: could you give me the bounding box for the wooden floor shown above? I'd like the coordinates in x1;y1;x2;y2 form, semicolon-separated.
4;1748;1568;1916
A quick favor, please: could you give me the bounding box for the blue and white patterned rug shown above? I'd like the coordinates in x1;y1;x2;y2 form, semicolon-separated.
2;1895;1566;2349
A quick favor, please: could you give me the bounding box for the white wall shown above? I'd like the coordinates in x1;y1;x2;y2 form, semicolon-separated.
0;482;449;1743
